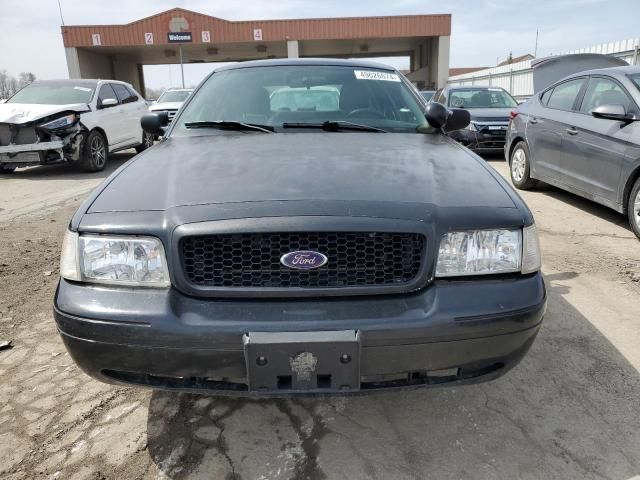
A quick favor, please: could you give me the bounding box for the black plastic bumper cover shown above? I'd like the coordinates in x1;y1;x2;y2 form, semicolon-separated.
54;273;546;395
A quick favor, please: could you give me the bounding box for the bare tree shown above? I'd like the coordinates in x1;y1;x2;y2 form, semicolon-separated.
0;71;36;99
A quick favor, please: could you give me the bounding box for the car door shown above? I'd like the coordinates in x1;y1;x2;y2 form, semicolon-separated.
111;83;140;146
526;77;587;183
560;75;636;205
93;83;127;147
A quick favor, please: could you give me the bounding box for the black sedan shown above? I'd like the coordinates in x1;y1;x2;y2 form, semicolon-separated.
505;65;640;239
433;85;519;153
54;59;545;396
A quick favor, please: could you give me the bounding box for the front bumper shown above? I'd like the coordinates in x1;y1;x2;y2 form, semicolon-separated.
54;273;546;396
449;129;506;153
0;141;64;165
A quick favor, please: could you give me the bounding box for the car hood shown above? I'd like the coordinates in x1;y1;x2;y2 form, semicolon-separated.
0;102;90;125
87;133;520;222
468;108;512;122
149;102;183;111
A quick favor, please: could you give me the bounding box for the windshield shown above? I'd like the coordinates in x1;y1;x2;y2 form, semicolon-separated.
175;65;428;134
8;82;94;105
158;90;192;103
448;88;518;108
630;74;640;93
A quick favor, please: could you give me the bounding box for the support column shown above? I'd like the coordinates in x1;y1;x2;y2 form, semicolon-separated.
287;40;299;58
435;35;450;88
65;47;81;78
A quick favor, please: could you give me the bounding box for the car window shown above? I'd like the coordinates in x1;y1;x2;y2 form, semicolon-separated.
540;88;552;106
447;88;517;108
579;77;634;114
97;84;118;106
111;83;137;104
7;82;94;105
175;65;429;134
270;87;339;112
546;78;585;111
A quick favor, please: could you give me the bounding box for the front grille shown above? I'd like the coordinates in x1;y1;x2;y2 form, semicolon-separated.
0;124;39;146
180;232;425;291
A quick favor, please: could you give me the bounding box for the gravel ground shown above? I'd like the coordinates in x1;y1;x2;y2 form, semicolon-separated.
0;153;639;480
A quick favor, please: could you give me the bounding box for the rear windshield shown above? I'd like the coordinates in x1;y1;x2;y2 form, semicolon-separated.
448;88;518;108
8;83;94;105
630;73;640;93
158;90;192;103
175;65;428;134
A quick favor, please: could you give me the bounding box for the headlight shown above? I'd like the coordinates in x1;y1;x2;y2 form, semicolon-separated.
41;113;78;131
59;231;170;287
435;226;541;277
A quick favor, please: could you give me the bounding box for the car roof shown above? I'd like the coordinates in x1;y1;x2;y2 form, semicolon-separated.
30;79;100;88
215;57;396;72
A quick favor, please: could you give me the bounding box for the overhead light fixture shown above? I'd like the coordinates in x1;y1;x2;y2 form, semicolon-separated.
256;45;267;53
164;49;176;58
359;44;369;52
207;47;218;55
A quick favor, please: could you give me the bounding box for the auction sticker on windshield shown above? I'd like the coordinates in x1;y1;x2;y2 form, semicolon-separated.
354;70;401;82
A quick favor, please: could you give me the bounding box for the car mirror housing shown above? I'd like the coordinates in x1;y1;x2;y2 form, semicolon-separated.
425;102;470;131
141;111;170;137
100;98;118;109
592;104;635;123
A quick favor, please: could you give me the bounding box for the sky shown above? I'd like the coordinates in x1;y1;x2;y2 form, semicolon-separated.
0;0;638;91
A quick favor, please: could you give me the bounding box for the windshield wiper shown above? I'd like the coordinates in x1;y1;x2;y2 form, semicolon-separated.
183;121;274;133
282;121;387;133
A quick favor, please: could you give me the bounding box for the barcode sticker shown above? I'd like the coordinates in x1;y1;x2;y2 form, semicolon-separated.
354;70;401;82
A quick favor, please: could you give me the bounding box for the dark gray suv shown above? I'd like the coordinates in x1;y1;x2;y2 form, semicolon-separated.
54;59;545;396
505;66;640;238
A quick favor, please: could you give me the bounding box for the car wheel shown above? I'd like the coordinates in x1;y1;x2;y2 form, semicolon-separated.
81;130;108;172
510;141;537;190
0;164;17;174
135;132;155;153
628;176;640;240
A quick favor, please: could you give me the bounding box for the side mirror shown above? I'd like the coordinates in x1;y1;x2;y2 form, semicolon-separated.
141;112;169;137
99;98;118;109
592;104;635;123
424;102;470;131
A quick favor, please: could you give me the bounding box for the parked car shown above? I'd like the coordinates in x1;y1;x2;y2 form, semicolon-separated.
55;59;545;396
419;90;436;102
148;88;193;124
433;86;519;153
505;66;640;239
0;79;153;172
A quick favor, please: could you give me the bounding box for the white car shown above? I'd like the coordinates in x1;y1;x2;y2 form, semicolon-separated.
148;88;193;124
0;79;154;173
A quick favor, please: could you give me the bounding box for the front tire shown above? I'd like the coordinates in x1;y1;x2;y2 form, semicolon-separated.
135;131;155;153
510;141;537;190
81;130;108;172
628;177;640;240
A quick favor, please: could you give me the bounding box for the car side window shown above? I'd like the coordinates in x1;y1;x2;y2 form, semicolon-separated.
97;84;118;106
125;86;140;102
540;88;552;106
546;78;585;111
579;77;635;114
111;83;137;104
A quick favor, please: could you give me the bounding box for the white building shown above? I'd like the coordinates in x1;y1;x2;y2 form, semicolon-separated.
447;38;640;99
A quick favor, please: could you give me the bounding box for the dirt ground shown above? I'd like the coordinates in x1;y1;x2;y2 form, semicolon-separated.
0;153;639;480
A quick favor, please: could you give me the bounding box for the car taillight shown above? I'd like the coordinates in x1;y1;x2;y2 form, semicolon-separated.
509;110;519;121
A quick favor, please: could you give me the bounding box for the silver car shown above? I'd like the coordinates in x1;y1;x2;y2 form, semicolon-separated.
505;66;640;239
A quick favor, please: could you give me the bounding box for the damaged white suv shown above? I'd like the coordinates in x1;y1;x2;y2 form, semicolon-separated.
0;79;153;173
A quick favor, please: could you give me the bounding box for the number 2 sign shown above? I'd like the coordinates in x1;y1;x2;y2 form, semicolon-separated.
145;33;154;45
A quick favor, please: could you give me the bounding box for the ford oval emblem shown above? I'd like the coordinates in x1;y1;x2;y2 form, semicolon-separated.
280;250;328;270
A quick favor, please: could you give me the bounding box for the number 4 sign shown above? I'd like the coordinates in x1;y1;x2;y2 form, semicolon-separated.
144;33;153;45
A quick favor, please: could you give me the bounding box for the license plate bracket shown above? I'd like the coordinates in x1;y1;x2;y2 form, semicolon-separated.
243;330;360;393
